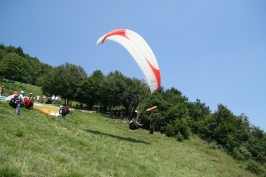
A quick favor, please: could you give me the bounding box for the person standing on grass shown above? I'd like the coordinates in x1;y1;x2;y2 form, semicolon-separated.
51;94;55;103
0;86;4;96
36;95;40;102
55;95;59;104
42;95;46;103
15;91;25;115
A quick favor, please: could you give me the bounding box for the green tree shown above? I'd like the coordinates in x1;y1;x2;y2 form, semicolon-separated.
174;118;191;139
0;44;6;61
0;44;4;49
24;55;44;85
99;71;126;111
5;45;16;54
139;90;170;131
42;62;87;104
0;53;32;83
15;46;25;57
193;99;211;118
76;70;104;109
188;99;212;134
165;103;190;123
120;78;150;117
162;87;188;105
35;63;53;86
247;126;266;164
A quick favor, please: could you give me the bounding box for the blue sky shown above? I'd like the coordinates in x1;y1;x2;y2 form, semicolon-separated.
1;1;266;131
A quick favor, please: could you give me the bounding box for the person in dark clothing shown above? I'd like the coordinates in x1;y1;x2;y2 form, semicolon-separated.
59;105;70;118
129;118;143;130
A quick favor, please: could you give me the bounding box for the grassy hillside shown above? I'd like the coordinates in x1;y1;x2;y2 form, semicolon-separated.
0;99;257;177
0;80;42;99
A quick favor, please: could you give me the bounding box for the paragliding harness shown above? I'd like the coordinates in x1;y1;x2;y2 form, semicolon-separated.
129;119;140;130
9;95;21;108
25;96;34;110
59;105;70;118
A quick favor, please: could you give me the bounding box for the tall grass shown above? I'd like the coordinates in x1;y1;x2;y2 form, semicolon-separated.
0;100;257;177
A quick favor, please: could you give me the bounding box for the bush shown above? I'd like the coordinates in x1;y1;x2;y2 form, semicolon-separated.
175;131;184;142
232;147;244;160
208;141;219;149
246;160;265;175
165;119;191;140
173;118;190;139
239;146;252;160
165;124;175;137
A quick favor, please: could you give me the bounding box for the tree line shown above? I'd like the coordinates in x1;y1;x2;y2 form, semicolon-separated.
0;44;265;175
0;44;52;85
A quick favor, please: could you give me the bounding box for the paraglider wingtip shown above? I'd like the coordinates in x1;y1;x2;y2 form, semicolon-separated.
96;36;105;45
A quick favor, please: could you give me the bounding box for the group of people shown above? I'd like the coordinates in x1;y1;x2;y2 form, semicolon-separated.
35;94;61;104
9;90;69;118
51;95;60;103
9;91;141;125
9;91;34;115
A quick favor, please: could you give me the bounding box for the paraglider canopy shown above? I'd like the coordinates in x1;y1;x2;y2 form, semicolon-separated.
97;29;161;93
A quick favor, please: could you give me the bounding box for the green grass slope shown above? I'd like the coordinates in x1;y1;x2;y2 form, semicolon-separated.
0;100;257;177
0;101;255;177
0;80;42;97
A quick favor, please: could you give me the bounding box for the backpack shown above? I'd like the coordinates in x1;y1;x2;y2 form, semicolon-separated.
9;95;20;108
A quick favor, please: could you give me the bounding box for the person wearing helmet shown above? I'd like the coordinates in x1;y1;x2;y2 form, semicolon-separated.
15;91;25;115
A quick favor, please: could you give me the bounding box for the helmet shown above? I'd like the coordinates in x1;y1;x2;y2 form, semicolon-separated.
30;93;32;95
20;91;24;95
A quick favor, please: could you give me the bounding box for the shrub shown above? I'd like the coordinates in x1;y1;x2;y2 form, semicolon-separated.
173;118;190;139
208;141;219;149
232;147;244;160
246;160;265;175
239;146;252;160
165;124;175;137
175;131;183;142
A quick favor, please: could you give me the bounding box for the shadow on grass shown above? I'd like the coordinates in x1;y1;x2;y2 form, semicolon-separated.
85;129;150;145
